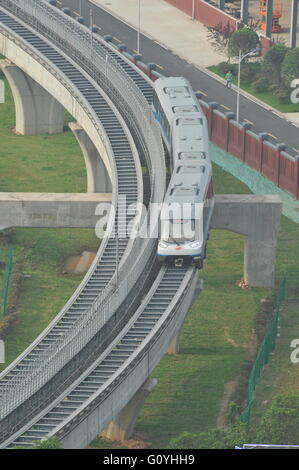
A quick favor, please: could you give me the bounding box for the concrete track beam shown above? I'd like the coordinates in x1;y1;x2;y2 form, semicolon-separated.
211;195;282;288
101;378;157;441
69;122;112;193
0;194;281;287
0;193;112;230
0;59;64;135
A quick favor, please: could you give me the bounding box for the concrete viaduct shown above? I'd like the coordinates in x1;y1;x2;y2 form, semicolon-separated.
0;0;281;448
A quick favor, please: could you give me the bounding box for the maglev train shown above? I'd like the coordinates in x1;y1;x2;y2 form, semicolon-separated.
152;76;215;268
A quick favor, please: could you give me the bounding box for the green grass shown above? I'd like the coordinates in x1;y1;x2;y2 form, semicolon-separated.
0;72;87;193
208;65;299;114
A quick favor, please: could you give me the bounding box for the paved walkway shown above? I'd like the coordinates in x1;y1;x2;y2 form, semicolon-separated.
91;0;299;128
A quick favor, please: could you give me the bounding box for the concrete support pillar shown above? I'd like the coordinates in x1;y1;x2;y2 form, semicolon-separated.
0;59;64;135
101;378;157;441
69;122;112;193
211;195;282;288
290;0;298;48
167;279;204;355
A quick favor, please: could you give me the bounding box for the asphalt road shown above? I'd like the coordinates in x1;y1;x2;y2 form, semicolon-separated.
58;0;299;156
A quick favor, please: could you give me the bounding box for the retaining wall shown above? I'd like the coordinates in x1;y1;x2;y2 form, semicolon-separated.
199;99;299;200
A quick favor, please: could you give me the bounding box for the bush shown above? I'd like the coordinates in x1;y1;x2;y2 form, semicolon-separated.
32;437;61;449
240;63;261;83
281;47;299;87
274;86;291;104
218;62;237;76
263;43;289;85
253;76;269;93
168;424;250;449
255;394;299;445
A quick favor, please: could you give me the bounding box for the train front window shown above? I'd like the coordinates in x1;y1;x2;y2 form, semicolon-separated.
162;219;196;243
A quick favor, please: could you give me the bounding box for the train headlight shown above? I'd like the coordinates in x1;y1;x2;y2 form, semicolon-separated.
159;241;169;248
188;241;201;249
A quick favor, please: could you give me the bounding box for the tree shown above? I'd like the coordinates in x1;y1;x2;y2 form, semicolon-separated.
228;28;260;60
255;394;299;445
281;47;299;88
206;22;235;55
32;437;61;449
263;43;289;85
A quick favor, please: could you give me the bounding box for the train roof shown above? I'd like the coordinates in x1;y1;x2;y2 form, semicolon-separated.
154;76;203;123
164;162;212;207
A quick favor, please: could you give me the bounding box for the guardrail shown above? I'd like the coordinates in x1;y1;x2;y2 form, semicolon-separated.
0;2;166;429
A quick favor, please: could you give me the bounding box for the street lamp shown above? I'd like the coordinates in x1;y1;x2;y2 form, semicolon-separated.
236;47;261;123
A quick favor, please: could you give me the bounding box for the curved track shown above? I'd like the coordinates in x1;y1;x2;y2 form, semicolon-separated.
0;0;198;448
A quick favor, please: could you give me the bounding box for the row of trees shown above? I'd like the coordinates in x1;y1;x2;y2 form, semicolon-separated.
211;25;299;104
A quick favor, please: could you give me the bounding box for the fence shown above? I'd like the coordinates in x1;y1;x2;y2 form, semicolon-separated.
239;276;288;423
239;276;287;423
199;100;299;201
0;250;13;319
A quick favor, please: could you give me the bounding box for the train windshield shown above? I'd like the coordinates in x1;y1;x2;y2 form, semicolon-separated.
161;219;197;243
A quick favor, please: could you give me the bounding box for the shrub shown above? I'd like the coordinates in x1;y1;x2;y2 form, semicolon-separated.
240;63;261;83
255;394;299;445
274;86;291;104
218;62;237;76
281;47;299;87
263;43;289;85
253;76;269;93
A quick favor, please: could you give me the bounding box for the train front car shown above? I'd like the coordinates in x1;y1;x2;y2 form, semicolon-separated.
157;163;214;268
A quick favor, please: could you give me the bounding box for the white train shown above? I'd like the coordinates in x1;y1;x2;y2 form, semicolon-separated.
152;77;215;268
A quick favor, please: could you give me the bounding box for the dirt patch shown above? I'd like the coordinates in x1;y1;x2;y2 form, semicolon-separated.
217;328;259;429
62;251;96;275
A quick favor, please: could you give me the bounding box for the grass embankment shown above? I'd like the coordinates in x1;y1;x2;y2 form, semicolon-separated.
208;65;299;114
250;279;299;426
0;75;100;371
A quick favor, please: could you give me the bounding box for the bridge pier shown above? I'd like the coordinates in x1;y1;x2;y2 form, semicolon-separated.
0;59;64;135
69;122;112;193
211;195;282;288
101;377;157;441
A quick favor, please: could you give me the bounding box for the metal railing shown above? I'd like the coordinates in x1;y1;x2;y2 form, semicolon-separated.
0;1;165;423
